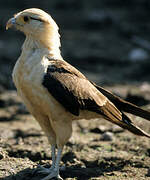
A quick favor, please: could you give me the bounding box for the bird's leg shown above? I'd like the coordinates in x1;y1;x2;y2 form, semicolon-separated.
50;145;56;170
37;145;56;174
41;148;63;180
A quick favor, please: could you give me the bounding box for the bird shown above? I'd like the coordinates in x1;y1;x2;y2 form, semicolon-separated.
6;8;150;180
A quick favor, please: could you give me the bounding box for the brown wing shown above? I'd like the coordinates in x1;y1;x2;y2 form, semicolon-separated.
42;59;108;116
42;59;150;138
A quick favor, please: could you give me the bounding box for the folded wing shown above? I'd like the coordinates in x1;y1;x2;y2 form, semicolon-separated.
42;58;150;138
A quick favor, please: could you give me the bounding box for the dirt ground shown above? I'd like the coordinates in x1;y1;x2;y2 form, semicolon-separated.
0;84;150;180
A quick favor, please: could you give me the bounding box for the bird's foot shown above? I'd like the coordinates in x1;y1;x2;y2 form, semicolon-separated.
41;169;63;180
36;165;54;174
37;165;65;174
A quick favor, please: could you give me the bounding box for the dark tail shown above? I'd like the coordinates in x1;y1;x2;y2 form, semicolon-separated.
119;113;150;138
93;83;150;121
92;82;150;138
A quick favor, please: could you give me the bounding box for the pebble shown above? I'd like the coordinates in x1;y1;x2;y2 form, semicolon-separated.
100;132;114;141
112;125;124;133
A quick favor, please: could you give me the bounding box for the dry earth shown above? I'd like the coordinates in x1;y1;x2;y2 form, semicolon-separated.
0;84;150;180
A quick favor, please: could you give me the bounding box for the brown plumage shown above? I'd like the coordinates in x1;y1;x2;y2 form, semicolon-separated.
6;8;150;180
43;58;150;138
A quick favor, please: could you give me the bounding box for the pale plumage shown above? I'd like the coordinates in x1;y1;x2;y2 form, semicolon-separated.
6;8;150;180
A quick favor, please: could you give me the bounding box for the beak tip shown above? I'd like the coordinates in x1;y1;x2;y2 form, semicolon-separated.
6;25;9;30
6;18;16;30
6;22;11;30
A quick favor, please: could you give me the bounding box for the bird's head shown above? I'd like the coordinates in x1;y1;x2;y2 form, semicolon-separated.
6;8;61;54
6;8;59;37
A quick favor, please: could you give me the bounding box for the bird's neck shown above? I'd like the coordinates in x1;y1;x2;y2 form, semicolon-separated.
22;34;63;60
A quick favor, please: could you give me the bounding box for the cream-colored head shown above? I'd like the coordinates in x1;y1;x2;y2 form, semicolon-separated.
6;8;61;58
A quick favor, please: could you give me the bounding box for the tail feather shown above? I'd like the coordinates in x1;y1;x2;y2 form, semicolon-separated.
119;113;150;138
101;101;150;138
96;86;150;138
93;83;150;121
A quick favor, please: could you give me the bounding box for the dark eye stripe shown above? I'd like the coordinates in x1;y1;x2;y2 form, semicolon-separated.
30;17;43;22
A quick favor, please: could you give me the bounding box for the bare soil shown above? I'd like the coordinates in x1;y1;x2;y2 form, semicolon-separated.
0;85;150;180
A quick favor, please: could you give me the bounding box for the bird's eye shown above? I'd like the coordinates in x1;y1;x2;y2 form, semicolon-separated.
23;16;29;22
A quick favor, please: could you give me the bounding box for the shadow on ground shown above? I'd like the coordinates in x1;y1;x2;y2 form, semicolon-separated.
3;156;147;180
1;153;149;180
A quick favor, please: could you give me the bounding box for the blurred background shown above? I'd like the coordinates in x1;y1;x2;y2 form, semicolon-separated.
0;0;150;89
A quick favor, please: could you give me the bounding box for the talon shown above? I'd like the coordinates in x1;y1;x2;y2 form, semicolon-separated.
36;165;54;174
41;169;63;180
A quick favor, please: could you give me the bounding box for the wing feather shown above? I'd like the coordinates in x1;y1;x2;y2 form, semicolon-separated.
42;59;108;116
42;59;150;138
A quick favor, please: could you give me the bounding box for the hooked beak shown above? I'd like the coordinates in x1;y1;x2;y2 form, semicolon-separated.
6;17;16;30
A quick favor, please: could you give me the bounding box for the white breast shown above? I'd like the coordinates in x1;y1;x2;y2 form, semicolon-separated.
12;50;49;112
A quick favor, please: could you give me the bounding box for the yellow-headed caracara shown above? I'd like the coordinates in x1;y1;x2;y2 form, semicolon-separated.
6;8;150;180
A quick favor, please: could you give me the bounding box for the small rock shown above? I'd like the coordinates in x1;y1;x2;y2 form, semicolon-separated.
16;137;24;145
112;125;124;133
98;125;109;133
100;132;114;141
